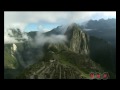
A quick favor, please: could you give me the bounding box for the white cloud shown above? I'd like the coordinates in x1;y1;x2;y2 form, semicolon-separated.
4;29;18;44
35;32;67;47
90;11;116;20
102;12;116;18
4;11;116;31
4;27;29;44
4;34;18;44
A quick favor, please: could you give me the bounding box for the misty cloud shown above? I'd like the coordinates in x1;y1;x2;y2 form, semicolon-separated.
35;32;67;46
4;33;18;44
83;29;93;31
4;28;29;44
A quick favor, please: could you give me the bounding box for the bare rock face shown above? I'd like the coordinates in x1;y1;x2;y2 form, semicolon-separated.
65;23;89;55
46;23;90;55
11;44;17;52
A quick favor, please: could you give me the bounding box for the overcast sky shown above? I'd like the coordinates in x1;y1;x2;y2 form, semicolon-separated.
4;11;116;32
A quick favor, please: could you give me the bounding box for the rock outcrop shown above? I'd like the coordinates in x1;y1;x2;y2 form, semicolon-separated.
65;23;89;55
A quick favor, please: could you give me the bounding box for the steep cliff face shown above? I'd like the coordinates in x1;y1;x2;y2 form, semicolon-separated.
65;23;89;55
4;44;18;69
45;23;90;55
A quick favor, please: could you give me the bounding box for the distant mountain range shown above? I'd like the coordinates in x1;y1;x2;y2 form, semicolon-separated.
4;20;116;79
82;18;116;47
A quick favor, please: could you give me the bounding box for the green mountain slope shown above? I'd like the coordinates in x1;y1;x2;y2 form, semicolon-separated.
18;50;103;79
4;44;19;69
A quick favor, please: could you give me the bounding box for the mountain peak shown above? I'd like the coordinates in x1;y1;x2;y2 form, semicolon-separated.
67;23;80;29
64;23;89;55
70;22;78;26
